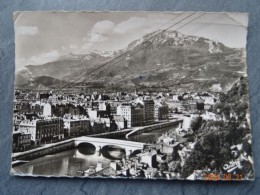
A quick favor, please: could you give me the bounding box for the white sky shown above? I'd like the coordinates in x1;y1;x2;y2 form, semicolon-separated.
14;12;248;71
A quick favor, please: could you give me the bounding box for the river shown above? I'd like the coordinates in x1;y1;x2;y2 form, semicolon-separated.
13;125;177;177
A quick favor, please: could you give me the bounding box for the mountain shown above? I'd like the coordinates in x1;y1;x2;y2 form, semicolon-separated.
15;30;247;92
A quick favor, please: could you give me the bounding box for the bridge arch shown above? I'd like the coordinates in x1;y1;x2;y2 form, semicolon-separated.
129;149;142;157
101;145;126;160
77;142;96;155
74;137;145;157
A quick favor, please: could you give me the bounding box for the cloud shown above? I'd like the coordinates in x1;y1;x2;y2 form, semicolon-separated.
80;16;177;51
114;17;147;34
69;44;78;49
91;20;115;34
84;20;115;42
82;20;116;50
16;50;60;71
89;33;107;42
16;26;39;36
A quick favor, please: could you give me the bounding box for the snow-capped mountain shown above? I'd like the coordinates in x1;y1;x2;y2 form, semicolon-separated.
15;30;245;92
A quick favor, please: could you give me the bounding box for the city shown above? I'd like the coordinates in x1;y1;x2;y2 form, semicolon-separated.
13;88;219;150
12;84;253;179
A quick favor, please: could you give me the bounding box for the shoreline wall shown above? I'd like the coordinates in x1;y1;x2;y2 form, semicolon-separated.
12;140;76;161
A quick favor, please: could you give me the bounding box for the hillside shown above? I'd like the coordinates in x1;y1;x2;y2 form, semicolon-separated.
180;77;253;179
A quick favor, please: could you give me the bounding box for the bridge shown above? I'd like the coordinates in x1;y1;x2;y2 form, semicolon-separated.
74;136;145;156
12;136;145;161
126;119;183;138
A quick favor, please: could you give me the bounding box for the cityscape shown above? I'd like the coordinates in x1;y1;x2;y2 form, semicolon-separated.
11;12;254;180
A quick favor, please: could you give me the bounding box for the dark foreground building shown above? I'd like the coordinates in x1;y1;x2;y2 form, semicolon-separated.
143;100;155;125
64;119;90;137
35;118;64;145
12;132;31;152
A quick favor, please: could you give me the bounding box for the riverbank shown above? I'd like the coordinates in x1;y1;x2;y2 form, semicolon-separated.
12;120;182;162
12;139;75;161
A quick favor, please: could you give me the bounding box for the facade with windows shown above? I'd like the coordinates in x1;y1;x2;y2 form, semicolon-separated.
117;103;145;127
143;100;155;125
35;118;64;145
154;102;169;121
64;119;90;137
12;132;31;152
18;118;64;145
117;103;132;128
132;103;144;126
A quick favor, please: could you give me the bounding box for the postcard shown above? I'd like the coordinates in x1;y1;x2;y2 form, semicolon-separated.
11;11;254;180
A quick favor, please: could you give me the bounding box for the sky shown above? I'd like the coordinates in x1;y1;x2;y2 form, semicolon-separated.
14;11;248;71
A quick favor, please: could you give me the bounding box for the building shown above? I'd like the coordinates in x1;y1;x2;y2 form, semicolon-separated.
24;113;40;120
91;120;107;134
160;142;180;154
12;132;31;152
86;103;110;119
109;119;118;132
19;118;64;145
35;118;64;145
97;118;111;128
88;107;111;119
88;109;98;119
43;103;52;116
97;103;111;118
30;103;44;114
117;102;146;128
138;150;157;168
15;102;30;113
52;103;87;117
143;100;155;125
92;101;99;109
18;119;38;141
64;119;90;137
204;96;215;105
117;103;132;128
113;115;127;130
40;93;51;100
172;95;179;101
98;101;109;111
48;94;58;103
110;101;122;115
132;103;144;126
154;102;169;121
84;101;92;108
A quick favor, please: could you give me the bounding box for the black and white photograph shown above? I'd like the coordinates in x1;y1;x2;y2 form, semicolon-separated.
11;11;254;180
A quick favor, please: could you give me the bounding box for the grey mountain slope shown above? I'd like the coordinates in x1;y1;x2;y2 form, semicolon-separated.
15;30;246;92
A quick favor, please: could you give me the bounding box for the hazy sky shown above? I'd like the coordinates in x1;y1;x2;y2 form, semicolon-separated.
14;12;248;71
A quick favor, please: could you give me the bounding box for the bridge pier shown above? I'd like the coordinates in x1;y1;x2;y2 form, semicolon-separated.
126;149;132;156
96;146;102;152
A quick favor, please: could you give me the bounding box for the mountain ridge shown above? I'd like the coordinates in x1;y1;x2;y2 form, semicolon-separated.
15;30;246;93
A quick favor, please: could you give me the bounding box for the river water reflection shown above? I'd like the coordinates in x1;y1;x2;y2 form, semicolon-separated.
14;126;177;176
